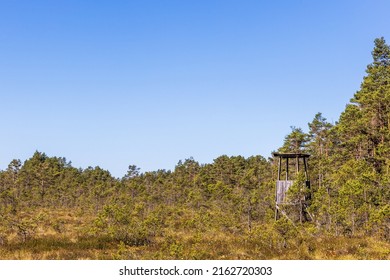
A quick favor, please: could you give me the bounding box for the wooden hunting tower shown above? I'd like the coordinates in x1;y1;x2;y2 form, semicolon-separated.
273;152;311;222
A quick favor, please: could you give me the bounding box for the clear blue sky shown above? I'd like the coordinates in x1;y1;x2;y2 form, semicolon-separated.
1;1;390;177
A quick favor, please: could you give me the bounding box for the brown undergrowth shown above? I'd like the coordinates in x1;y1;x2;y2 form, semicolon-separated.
1;209;389;260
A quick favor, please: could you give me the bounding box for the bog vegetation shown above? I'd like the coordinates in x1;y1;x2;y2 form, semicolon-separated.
1;38;390;259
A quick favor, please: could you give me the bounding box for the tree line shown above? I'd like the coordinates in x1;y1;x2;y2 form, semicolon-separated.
0;37;389;258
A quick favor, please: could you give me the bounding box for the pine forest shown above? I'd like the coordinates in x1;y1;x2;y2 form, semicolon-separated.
1;38;390;260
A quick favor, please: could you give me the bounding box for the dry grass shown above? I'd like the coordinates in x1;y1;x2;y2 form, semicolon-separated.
1;208;389;260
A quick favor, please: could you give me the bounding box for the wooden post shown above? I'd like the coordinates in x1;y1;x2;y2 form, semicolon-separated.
303;158;309;181
285;158;289;181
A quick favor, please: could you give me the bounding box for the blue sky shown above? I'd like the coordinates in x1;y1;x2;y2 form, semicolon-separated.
1;1;390;177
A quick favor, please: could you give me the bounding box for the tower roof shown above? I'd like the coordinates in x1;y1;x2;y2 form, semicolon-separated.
272;152;310;158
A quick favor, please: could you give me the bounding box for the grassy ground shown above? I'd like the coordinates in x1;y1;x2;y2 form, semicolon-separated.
1;231;389;260
1;209;389;260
